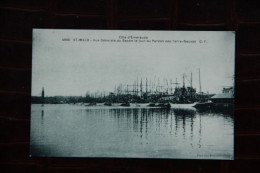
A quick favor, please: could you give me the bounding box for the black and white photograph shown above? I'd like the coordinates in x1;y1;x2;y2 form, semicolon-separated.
30;29;235;160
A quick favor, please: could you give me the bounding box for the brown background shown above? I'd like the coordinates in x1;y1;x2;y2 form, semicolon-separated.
1;0;260;172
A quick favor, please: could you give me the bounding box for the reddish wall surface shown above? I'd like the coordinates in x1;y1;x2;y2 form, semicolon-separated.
1;0;260;172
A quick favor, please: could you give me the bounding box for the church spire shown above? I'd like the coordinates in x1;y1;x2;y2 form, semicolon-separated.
41;87;45;105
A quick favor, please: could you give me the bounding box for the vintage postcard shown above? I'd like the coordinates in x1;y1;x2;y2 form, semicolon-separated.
30;29;235;159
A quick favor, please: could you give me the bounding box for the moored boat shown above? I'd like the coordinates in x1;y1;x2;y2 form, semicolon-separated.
148;102;171;109
171;102;197;110
193;101;214;109
85;102;97;106
104;102;112;106
120;102;130;106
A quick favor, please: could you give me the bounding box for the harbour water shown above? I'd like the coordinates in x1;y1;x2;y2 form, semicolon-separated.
30;104;234;159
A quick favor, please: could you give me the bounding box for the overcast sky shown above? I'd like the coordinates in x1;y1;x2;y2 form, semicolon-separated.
32;29;235;96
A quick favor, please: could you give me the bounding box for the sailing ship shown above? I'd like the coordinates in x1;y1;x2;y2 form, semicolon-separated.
169;73;197;109
81;69;222;109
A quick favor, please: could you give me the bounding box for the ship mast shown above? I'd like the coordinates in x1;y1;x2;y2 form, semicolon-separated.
191;72;193;98
199;68;201;94
146;78;148;94
41;87;45;106
191;72;193;88
183;74;185;88
136;77;139;96
140;78;143;97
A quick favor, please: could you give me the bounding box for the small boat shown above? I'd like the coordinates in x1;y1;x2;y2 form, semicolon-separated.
148;103;156;107
170;102;197;110
148;102;171;109
158;102;171;109
120;102;130;106
104;102;112;106
193;101;214;109
85;102;96;106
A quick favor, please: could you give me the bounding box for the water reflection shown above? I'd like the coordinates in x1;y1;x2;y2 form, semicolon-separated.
173;109;196;139
106;108;233;149
108;108;194;142
31;104;234;159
